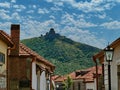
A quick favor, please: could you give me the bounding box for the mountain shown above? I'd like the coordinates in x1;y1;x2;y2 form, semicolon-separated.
21;28;100;75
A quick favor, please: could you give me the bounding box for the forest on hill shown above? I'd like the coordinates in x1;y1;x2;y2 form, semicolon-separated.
21;28;100;75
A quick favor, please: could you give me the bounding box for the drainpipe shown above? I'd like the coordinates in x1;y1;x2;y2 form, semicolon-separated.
102;64;104;89
7;48;9;90
93;56;98;90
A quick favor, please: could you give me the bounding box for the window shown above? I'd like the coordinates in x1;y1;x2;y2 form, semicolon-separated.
78;82;80;90
0;52;5;63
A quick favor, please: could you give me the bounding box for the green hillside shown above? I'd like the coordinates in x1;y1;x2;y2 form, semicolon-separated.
21;28;100;75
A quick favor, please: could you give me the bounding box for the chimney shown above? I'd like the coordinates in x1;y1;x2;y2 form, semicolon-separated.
10;24;20;55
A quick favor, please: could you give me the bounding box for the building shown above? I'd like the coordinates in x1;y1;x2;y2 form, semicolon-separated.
52;75;65;90
53;66;102;90
0;30;13;89
93;38;120;90
0;24;55;90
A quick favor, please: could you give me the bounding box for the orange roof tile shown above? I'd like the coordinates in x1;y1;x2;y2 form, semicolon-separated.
53;75;66;82
68;66;102;82
52;75;59;80
0;30;13;47
68;72;76;79
53;66;102;83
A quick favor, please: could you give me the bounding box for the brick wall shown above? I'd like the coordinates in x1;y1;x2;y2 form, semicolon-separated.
8;56;31;90
8;57;27;79
10;24;20;55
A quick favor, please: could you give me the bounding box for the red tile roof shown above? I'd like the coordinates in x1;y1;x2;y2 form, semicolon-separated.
52;75;59;80
53;66;102;83
68;72;76;79
52;75;66;82
69;66;102;82
0;30;13;47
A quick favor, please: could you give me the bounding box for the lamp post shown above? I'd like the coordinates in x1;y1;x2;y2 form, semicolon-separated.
47;79;50;90
104;45;114;90
56;84;59;90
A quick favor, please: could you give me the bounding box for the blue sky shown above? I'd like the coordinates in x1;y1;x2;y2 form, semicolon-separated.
0;0;120;49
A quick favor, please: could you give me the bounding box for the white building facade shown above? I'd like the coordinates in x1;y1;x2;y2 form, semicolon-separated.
94;38;120;90
32;61;52;90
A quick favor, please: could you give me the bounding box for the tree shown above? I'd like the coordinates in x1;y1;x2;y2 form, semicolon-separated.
63;76;73;90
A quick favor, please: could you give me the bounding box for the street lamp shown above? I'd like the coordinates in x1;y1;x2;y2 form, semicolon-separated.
56;84;59;90
47;78;50;90
104;45;114;90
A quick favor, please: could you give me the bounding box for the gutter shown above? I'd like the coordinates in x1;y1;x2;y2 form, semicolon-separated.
93;56;98;90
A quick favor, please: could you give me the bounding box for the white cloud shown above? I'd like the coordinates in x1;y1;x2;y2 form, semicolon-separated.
61;13;97;28
13;5;26;12
45;0;52;2
0;12;10;20
66;0;116;12
0;9;9;13
45;0;117;13
77;14;85;18
54;2;63;6
11;0;16;3
101;21;120;29
20;19;60;39
33;5;37;9
49;15;55;19
0;9;21;20
27;10;34;13
51;6;62;11
60;26;106;48
106;0;120;3
97;13;106;19
0;9;22;21
0;2;10;8
38;8;49;14
0;22;12;34
11;12;21;20
45;0;63;7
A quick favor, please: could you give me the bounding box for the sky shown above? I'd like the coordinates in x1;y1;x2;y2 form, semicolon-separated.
0;0;120;49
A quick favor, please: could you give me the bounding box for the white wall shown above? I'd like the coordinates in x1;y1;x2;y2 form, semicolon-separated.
32;62;37;90
111;46;120;90
32;62;48;90
86;82;95;90
40;71;46;90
